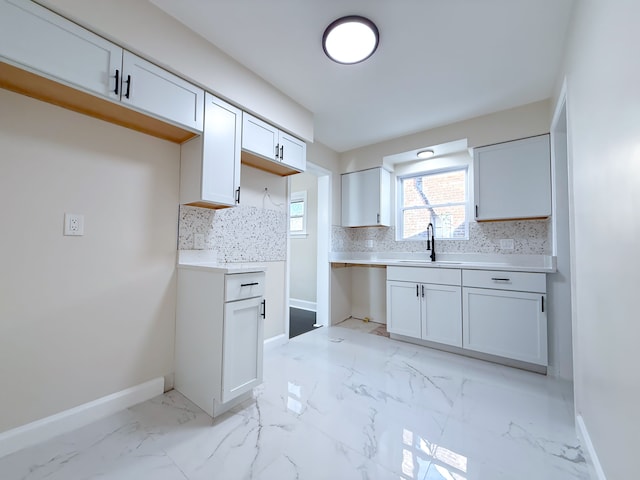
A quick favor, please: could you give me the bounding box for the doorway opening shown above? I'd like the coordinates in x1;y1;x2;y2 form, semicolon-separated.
288;162;331;338
549;82;575;381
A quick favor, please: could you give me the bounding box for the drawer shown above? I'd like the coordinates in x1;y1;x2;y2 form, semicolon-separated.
462;269;546;293
387;266;461;286
225;271;265;301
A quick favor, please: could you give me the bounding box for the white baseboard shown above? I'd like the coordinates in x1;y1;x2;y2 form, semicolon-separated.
576;414;607;480
264;333;288;351
0;377;164;459
290;298;317;312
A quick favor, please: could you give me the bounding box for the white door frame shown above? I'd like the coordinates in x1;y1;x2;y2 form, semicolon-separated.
286;162;332;333
550;79;576;382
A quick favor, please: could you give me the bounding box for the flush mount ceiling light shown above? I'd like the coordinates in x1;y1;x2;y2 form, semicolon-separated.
322;16;379;64
417;149;435;159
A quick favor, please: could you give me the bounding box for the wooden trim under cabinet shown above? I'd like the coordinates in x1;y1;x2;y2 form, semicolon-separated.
241;150;301;177
0;61;198;144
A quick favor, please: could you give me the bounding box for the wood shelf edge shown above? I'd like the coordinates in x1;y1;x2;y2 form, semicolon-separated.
0;61;198;144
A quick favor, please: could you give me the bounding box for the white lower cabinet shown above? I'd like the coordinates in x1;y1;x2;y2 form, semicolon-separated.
386;281;422;338
386;266;548;370
386;267;462;347
222;296;264;403
175;268;265;417
462;269;547;366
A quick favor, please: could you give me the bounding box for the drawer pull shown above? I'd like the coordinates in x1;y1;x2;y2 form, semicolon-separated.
240;282;259;287
491;277;511;282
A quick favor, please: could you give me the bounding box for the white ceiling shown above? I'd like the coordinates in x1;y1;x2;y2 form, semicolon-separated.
150;0;575;153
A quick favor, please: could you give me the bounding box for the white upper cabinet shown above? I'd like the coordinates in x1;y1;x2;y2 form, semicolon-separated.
120;52;204;132
473;134;551;221
341;167;391;227
241;112;306;175
242;113;278;159
278;131;306;171
0;0;122;100
180;93;241;208
0;0;204;140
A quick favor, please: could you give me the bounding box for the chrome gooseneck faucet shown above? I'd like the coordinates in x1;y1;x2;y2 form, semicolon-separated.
426;223;436;262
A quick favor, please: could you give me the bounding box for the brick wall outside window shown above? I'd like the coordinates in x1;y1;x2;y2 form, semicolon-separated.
400;169;467;240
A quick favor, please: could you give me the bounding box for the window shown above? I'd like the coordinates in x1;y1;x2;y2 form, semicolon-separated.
398;167;468;240
289;191;307;236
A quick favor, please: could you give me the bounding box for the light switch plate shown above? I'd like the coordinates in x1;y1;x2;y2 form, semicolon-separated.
64;213;84;236
500;239;515;250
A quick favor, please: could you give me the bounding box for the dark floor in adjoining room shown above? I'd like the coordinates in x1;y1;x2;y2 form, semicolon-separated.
289;307;321;338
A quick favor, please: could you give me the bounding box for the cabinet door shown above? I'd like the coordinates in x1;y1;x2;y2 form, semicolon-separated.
279;131;306;171
342;168;388;227
386;281;421;338
201;93;241;206
222;296;264;403
242;113;278;160
422;284;462;347
121;51;204;131
462;287;547;365
0;0;122;100
474;135;551;220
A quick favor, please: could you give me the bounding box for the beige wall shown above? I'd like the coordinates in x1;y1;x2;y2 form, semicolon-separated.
307;141;342;226
0;89;179;432
38;0;313;142
239;165;288;339
561;2;640;477
290;172;318;305
339;99;551;175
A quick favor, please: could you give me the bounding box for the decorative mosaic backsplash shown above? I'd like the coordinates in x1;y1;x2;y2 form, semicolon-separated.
178;205;286;262
332;219;550;255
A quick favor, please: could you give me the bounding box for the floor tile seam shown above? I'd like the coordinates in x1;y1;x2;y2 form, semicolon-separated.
253;391;410;479
278;417;405;480
158;447;191;480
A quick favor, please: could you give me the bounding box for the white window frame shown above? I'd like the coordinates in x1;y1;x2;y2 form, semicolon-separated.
289;190;307;236
397;166;470;241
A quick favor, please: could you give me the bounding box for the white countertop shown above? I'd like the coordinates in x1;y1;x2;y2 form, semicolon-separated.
330;252;556;273
177;250;266;274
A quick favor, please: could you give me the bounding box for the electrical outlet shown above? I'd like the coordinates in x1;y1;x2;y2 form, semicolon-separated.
194;233;205;249
500;239;515;250
64;213;84;236
366;239;374;248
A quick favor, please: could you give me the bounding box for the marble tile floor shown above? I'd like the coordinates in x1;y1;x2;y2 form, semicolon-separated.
0;319;589;480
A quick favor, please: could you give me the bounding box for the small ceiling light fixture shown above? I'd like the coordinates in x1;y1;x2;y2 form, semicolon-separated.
322;15;379;64
417;149;435;159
